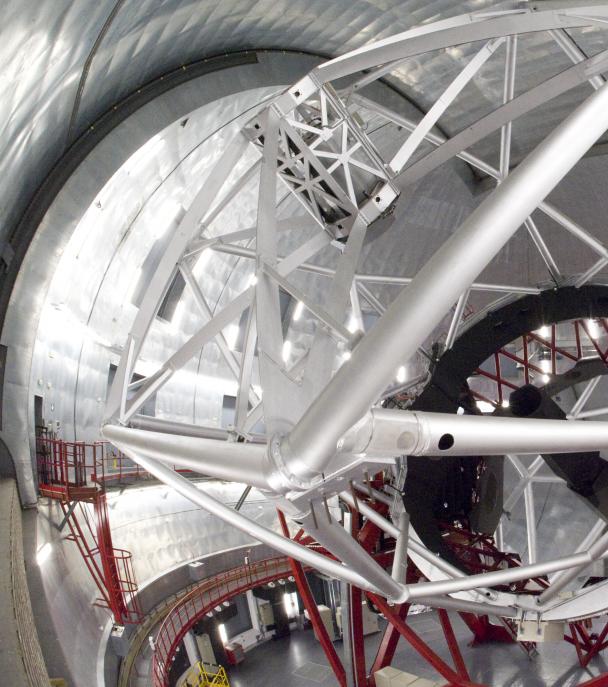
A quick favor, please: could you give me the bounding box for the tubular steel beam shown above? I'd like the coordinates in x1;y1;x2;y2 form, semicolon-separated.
368;594;481;687
278;510;346;687
280;81;608;483
114;448;381;593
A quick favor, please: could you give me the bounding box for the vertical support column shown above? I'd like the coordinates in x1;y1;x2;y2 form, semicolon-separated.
341;509;366;687
350;585;366;687
183;631;202;667
278;510;346;687
340;580;355;687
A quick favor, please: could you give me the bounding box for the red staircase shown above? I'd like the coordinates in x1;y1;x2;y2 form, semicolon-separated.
36;436;141;625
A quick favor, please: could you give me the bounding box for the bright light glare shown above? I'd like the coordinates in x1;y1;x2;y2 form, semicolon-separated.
225;324;239;351
342;350;352;362
123;135;165;176
538;325;549;337
476;401;494;413
153;200;183;239
283;591;298;618
396;366;406;383
292;301;304;321
501;399;509;408
218;623;228;644
347;315;359;333
171;301;185;331
36;542;52;565
542;374;550;384
282;340;292;363
248;273;258;287
587;319;600;337
540;359;551;373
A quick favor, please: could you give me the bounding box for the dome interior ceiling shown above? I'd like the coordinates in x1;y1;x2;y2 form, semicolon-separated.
3;0;608;256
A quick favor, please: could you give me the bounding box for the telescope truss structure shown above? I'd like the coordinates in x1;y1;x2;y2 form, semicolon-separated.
103;4;608;666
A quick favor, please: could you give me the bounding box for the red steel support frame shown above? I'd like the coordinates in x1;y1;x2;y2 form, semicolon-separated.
368;594;484;687
566;620;608;669
278;510;347;687
369;602;410;684
475;319;608;402
438;609;470;682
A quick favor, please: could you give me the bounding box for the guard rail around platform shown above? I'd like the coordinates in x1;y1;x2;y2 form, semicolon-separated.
153;557;292;687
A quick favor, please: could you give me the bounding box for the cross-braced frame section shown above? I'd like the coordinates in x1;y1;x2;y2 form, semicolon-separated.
103;5;608;665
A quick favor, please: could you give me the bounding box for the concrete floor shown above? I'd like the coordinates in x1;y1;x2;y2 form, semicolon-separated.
225;612;608;687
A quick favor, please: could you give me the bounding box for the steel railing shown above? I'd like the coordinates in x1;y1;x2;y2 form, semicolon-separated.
152;557;292;687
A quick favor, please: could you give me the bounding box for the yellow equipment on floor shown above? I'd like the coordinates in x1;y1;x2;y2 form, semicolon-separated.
184;661;230;687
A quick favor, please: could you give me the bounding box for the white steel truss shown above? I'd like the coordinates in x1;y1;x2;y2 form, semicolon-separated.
104;5;608;625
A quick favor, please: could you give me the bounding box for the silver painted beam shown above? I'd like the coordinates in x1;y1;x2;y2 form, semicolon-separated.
280;82;608;483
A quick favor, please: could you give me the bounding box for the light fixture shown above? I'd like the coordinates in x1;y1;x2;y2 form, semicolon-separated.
396;366;406;384
347;315;359;333
476;400;494;413
282;340;292;362
292;301;304;321
538;325;549;337
218;623;228;644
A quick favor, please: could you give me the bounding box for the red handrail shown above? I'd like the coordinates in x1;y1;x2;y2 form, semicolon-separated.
152;557;293;687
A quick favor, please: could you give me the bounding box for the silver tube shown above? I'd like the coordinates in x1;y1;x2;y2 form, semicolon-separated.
300;512;403;599
569;376;602;418
343;408;608;458
499;35;517;179
102;424;271;491
117;447;383;594
538;528;608;605
408;550;594;599
445;289;470;350
391;511;409;584
415;596;517;618
524;217;562;283
575;406;608;420
281;82;608;481
130;415;230;440
524;484;538;564
211;243;540;294
549;28;606;90
539;202;608;260
575;257;608;287
341;489;466;581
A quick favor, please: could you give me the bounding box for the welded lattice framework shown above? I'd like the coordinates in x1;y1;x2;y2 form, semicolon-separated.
104;4;608;655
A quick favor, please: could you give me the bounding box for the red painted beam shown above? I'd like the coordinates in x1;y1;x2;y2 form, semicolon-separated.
350;585;367;686
369;602;410;684
278;510;346;687
368;594;483;687
438;609;470;681
578;673;608;686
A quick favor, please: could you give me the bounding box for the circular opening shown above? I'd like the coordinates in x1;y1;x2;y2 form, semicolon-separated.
438;433;454;451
